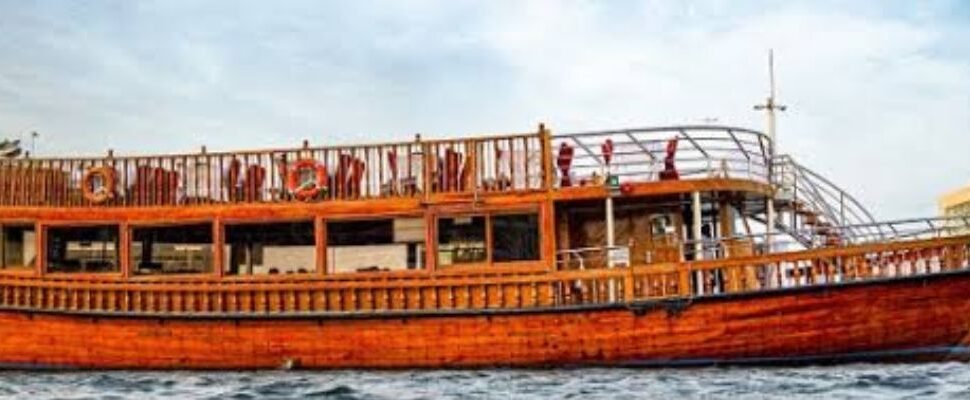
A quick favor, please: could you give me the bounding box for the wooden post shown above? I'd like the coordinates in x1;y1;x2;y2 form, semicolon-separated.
678;266;691;297
35;222;45;276
316;216;327;275
485;212;493;265
213;219;224;277
425;211;436;272
624;267;635;300
467;139;478;194
120;222;131;278
417;134;431;202
539;123;554;191
541;201;557;271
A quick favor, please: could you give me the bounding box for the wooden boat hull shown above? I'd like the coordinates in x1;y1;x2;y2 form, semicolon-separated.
0;270;968;370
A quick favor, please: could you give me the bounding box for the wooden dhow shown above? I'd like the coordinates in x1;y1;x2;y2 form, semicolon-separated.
0;124;968;369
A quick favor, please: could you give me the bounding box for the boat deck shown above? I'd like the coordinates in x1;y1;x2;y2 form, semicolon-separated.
0;231;964;318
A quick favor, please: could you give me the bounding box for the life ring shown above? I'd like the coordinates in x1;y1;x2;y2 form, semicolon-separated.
286;159;328;201
81;167;116;204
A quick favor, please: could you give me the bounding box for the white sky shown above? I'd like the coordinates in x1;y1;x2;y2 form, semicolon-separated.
0;0;967;218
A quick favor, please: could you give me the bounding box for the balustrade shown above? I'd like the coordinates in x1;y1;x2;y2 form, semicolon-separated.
0;132;547;207
0;236;964;316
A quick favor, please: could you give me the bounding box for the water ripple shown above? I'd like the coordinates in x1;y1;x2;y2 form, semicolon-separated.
0;363;967;399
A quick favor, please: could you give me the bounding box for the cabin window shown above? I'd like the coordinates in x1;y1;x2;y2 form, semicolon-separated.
0;224;36;270
131;223;214;275
492;214;540;262
46;225;120;273
225;221;315;275
437;216;487;266
327;217;425;273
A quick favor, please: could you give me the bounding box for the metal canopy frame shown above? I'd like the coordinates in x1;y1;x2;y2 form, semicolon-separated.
554;124;887;250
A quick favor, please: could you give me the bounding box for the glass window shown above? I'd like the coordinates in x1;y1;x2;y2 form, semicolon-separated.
225;221;315;275
327;217;425;273
437;216;486;266
492;214;540;262
47;225;119;273
1;225;36;270
132;223;213;275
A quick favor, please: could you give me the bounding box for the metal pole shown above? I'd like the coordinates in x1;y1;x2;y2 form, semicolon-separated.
765;54;777;256
606;194;616;302
692;191;704;295
692;191;703;260
754;50;785;256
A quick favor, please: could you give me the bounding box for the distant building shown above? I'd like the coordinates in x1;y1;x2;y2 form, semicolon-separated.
940;185;970;217
940;184;970;234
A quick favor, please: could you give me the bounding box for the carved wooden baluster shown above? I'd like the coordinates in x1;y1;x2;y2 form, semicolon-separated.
228;291;237;313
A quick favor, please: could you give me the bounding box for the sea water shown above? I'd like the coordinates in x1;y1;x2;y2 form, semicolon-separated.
0;363;967;399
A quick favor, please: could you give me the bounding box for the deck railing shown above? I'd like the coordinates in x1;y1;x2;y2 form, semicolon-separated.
771;155;885;242
0;132;546;207
551;126;771;188
0;234;966;316
667;235;970;298
0;125;774;207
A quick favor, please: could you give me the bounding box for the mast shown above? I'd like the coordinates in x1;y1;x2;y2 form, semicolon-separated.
753;50;786;256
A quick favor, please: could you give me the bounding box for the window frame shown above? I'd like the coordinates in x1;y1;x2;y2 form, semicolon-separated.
0;222;38;272
435;213;490;268
434;208;544;269
490;212;542;263
221;218;319;278
43;223;123;276
325;214;427;274
128;221;217;278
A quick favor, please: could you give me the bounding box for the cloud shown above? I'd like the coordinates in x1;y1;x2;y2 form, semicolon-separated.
0;0;967;218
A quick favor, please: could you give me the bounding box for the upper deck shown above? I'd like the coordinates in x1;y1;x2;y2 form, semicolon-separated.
0;125;772;212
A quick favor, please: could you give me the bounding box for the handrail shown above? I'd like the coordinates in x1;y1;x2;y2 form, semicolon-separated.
0;233;965;316
771;155;888;242
683;216;970;258
0;131;546;207
551;126;772;189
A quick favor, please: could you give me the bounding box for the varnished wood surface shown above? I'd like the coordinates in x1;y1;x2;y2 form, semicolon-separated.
0;226;963;368
0;235;965;314
0;178;768;223
0;268;968;369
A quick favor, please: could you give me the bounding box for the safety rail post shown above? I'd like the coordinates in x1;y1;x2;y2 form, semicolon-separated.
540;123;554;191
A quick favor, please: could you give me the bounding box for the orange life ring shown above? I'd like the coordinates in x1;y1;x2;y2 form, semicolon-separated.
287;159;328;201
81;167;116;204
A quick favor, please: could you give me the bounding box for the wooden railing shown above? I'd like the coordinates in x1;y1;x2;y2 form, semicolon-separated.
0;235;966;316
656;236;970;298
0;131;548;208
1;124;780;208
0;269;628;315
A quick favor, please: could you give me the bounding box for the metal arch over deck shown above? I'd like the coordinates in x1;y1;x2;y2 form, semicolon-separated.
551;125;884;247
553;125;772;186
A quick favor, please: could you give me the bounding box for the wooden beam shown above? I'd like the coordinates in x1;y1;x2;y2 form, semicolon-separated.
213;219;224;278
541;201;557;271
34;221;44;276
316;216;326;275
119;222;131;278
540;123;554;190
424;211;436;272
